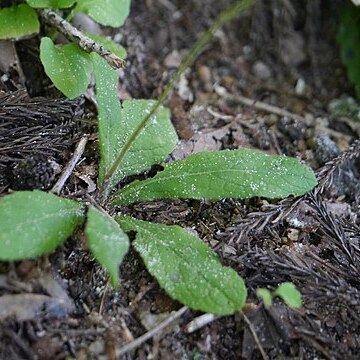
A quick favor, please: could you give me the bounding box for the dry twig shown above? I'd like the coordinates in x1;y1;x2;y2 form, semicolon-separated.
315;139;360;194
308;191;360;273
184;313;219;333
51;135;88;194
39;9;126;69
214;85;304;122
0;90;77;165
242;312;268;360
116;306;188;356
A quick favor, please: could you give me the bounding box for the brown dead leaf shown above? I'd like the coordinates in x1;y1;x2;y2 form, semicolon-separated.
171;120;251;160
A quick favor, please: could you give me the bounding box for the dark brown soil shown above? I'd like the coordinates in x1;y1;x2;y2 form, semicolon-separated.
1;1;360;359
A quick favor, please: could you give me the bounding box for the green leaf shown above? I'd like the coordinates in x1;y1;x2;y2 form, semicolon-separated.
274;282;302;309
0;191;84;260
85;207;129;287
40;37;93;99
117;215;247;315
337;2;360;98
73;0;131;27
26;0;76;8
92;54;123;184
85;32;127;60
92;54;178;186
256;288;273;308
113;149;317;205
0;4;39;40
108;100;178;185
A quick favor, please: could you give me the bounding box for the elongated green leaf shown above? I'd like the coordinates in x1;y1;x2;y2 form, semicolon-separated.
113;149;317;205
85;32;127;60
91;54;122;184
73;0;130;27
26;0;75;8
85;207;129;287
40;37;93;99
92;54;178;186
274;282;302;309
0;191;84;260
117;215;247;315
0;4;39;40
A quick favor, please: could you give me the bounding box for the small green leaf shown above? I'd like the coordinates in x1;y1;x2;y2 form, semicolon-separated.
0;4;39;40
113;149;317;205
85;207;129;287
92;54;178;187
0;191;85;260
40;37;93;99
26;0;76;8
85;32;127;60
256;288;273;308
73;0;130;27
117;215;247;315
274;282;302;309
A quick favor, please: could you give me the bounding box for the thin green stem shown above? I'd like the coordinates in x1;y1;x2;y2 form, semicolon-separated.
99;0;255;201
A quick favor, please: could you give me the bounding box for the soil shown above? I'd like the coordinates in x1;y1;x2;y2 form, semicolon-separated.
1;1;360;359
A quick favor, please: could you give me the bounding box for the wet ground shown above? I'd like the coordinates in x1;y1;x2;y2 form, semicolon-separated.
1;1;360;359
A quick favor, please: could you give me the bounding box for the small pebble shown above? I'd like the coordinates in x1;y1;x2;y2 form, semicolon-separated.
314;135;340;165
295;78;306;95
287;228;300;242
164;50;182;68
198;64;212;91
264;114;278;126
252;61;272;80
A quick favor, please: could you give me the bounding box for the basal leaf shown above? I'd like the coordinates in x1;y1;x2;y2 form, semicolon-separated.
40;37;93;99
113;149;317;205
117;215;247;315
92;54;122;184
92;54;178;186
85;207;129;287
274;282;302;309
73;0;130;27
0;4;39;40
85;32;127;60
0;191;85;260
26;0;76;8
110;100;178;185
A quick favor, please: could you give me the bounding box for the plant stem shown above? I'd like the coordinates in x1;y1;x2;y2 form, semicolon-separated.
99;0;255;201
39;9;126;69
